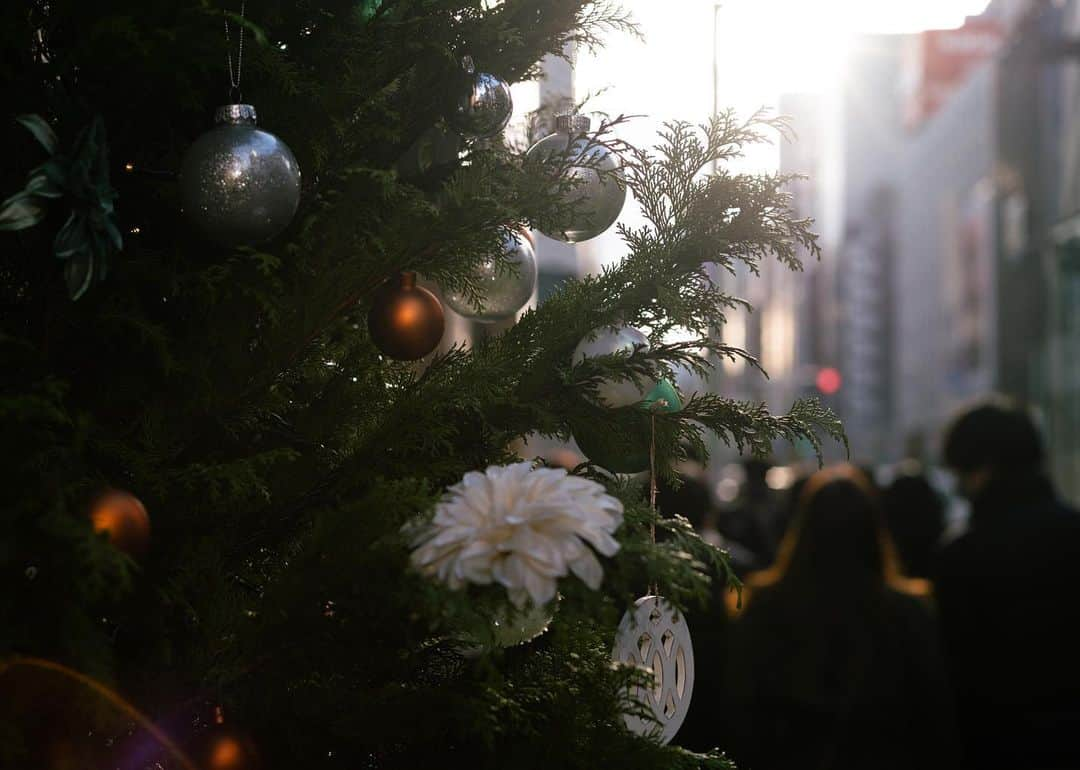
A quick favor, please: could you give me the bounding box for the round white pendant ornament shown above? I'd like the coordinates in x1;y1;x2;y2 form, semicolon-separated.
611;595;695;744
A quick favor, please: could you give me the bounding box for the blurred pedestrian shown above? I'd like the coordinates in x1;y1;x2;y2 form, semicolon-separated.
723;465;957;770
717;458;780;569
881;463;946;579
659;445;734;754
938;398;1080;769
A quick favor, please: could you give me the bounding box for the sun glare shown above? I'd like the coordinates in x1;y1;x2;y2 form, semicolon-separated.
574;0;992;142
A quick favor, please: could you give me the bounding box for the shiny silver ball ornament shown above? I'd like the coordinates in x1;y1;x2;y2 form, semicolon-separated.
526;114;626;243
443;229;537;322
180;104;301;246
573;324;656;408
446;56;513;139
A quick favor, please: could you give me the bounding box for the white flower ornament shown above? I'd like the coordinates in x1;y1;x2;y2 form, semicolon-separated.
410;462;624;607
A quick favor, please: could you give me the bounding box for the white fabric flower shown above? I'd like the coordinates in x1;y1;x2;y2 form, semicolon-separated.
409;462;624;607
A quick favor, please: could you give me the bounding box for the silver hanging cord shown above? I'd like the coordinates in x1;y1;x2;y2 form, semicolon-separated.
224;0;247;103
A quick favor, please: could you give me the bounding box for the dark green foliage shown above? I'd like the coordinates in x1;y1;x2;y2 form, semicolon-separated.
0;114;122;298
0;1;840;767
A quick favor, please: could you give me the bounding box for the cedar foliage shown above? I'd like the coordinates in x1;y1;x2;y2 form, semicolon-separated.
0;1;843;767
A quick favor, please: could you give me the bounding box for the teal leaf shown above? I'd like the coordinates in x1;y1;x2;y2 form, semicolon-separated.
7;113;120;299
224;12;268;45
103;218;124;252
63;252;93;300
0;193;46;231
16;114;58;155
53;211;84;259
358;0;383;21
26;171;63;199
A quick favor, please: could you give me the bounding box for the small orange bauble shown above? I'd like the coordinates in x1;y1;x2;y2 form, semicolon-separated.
202;731;260;770
90;490;150;556
367;271;445;361
197;706;260;770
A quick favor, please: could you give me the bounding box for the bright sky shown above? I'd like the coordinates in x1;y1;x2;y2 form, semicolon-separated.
574;0;992;160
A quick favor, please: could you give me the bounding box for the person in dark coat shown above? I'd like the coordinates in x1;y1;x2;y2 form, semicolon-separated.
717;459;781;570
723;465;957;770
881;464;946;579
937;398;1080;769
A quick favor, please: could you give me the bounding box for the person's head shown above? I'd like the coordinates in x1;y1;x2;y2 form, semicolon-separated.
742;458;771;496
881;464;945;578
943;397;1044;498
753;464;901;596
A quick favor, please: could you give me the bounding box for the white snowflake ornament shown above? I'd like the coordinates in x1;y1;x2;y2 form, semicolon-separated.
612;595;695;744
409;462;624;607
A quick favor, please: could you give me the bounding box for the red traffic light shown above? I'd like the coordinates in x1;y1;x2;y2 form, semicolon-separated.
816;367;842;396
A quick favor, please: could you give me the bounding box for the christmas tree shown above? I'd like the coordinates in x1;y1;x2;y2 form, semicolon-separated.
0;2;843;768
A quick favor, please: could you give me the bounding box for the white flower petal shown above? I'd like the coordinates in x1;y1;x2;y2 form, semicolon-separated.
407;461;624;604
569;548;604;590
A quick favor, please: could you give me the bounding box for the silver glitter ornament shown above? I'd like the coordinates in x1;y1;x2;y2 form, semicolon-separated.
573;324;656;408
446;56;513;139
179;104;301;247
525;114;626;243
443;229;537;322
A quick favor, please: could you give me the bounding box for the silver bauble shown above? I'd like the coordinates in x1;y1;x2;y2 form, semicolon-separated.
525;114;626;243
573;324;656;408
446;56;513;139
179;104;301;247
443;230;537;322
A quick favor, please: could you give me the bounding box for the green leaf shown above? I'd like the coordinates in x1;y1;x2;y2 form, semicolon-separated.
25;171;63;199
224;12;268;46
63;252;93;300
15;114;58;155
103;217;124;252
0;193;46;231
53;211;84;259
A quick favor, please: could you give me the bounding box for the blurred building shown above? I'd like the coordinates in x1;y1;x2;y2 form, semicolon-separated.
744;93;844;461
893;26;1000;460
1000;0;1080;502
824;34;909;461
767;0;1080;503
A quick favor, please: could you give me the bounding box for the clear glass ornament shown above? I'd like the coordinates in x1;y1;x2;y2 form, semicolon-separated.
573;324;655;408
443;230;537;322
525;114;626;243
179;104;301;246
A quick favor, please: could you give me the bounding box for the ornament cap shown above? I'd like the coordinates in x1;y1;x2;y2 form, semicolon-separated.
399;270;417;289
460;54;477;74
214;104;258;126
555;113;591;133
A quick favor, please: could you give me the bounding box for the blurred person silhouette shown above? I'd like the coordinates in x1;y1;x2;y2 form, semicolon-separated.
767;470;810;555
657;443;735;753
717;458;780;569
881;463;946;580
723;465;957;770
937;398;1080;769
655;442;712;533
